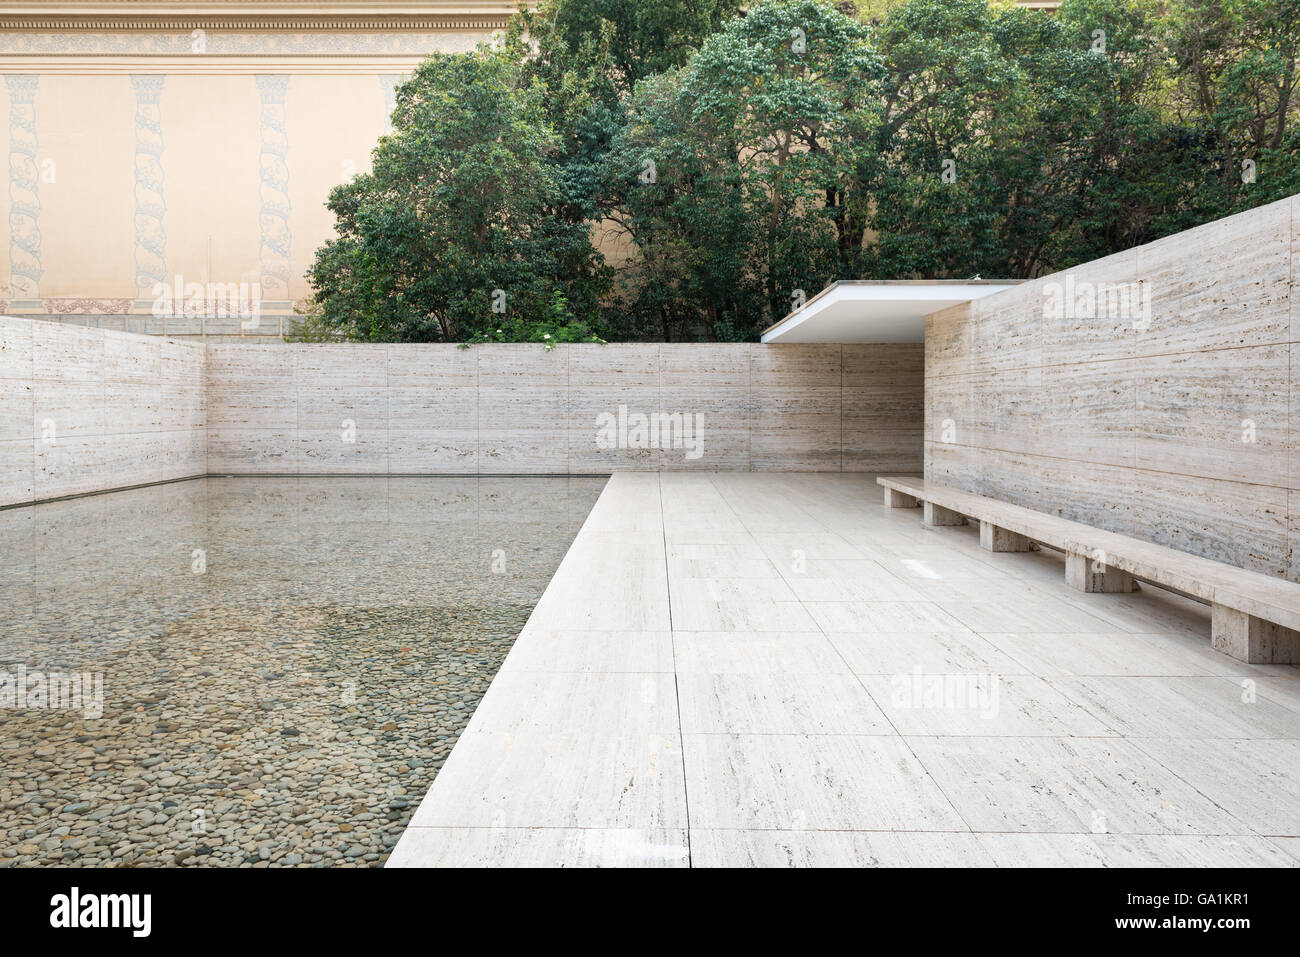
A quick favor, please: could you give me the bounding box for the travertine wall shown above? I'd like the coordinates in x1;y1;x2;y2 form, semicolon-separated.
925;194;1299;580
0;315;206;506
1;331;922;506
206;342;923;475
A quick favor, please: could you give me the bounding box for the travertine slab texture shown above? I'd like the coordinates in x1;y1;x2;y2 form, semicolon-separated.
3;324;923;505
206;342;923;476
0;315;205;506
980;520;1032;552
925;194;1300;581
390;472;1300;867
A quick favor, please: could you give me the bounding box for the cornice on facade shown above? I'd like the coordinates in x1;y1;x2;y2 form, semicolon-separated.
0;18;512;28
0;1;1058;32
0;1;520;11
0;1;522;30
0;55;468;72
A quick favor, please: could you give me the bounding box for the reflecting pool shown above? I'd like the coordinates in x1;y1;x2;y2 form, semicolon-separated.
0;476;604;867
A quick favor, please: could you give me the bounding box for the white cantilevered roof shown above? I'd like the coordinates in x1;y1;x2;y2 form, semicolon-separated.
759;280;1021;344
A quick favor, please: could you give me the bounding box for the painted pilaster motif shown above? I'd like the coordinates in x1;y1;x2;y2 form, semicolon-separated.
379;74;404;135
131;74;166;299
6;74;41;301
256;74;291;300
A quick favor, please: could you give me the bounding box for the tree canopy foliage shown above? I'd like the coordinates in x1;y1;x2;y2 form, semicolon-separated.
304;0;1300;343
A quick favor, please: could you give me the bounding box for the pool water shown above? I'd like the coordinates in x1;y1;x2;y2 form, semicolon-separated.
0;476;604;867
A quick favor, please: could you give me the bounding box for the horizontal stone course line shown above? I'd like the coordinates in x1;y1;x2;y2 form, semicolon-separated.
925;341;1300;378
923;441;1296;494
203;471;612;478
0;472;206;511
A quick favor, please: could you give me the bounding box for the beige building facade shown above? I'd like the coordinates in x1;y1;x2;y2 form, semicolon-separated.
0;1;514;337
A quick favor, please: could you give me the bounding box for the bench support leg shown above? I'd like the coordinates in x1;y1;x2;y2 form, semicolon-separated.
1065;551;1138;593
1211;605;1300;664
980;521;1033;553
883;487;919;508
923;502;966;527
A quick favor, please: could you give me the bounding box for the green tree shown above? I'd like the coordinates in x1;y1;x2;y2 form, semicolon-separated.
305;0;1300;344
1161;0;1300;208
861;0;1193;276
604;0;884;340
526;0;746;94
304;50;608;343
505;0;751;311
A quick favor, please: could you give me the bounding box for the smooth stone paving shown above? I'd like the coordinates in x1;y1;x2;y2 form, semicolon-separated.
878;475;1300;660
389;472;1300;868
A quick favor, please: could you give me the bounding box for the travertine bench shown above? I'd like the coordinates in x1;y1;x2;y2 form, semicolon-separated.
877;475;1300;665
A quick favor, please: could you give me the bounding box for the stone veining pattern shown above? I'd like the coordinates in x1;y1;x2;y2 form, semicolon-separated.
925;196;1300;581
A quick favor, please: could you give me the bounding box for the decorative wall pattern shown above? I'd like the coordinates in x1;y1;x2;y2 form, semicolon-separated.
131;74;166;300
45;299;133;315
5;74;41;302
0;32;490;56
379;74;403;136
256;74;291;301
